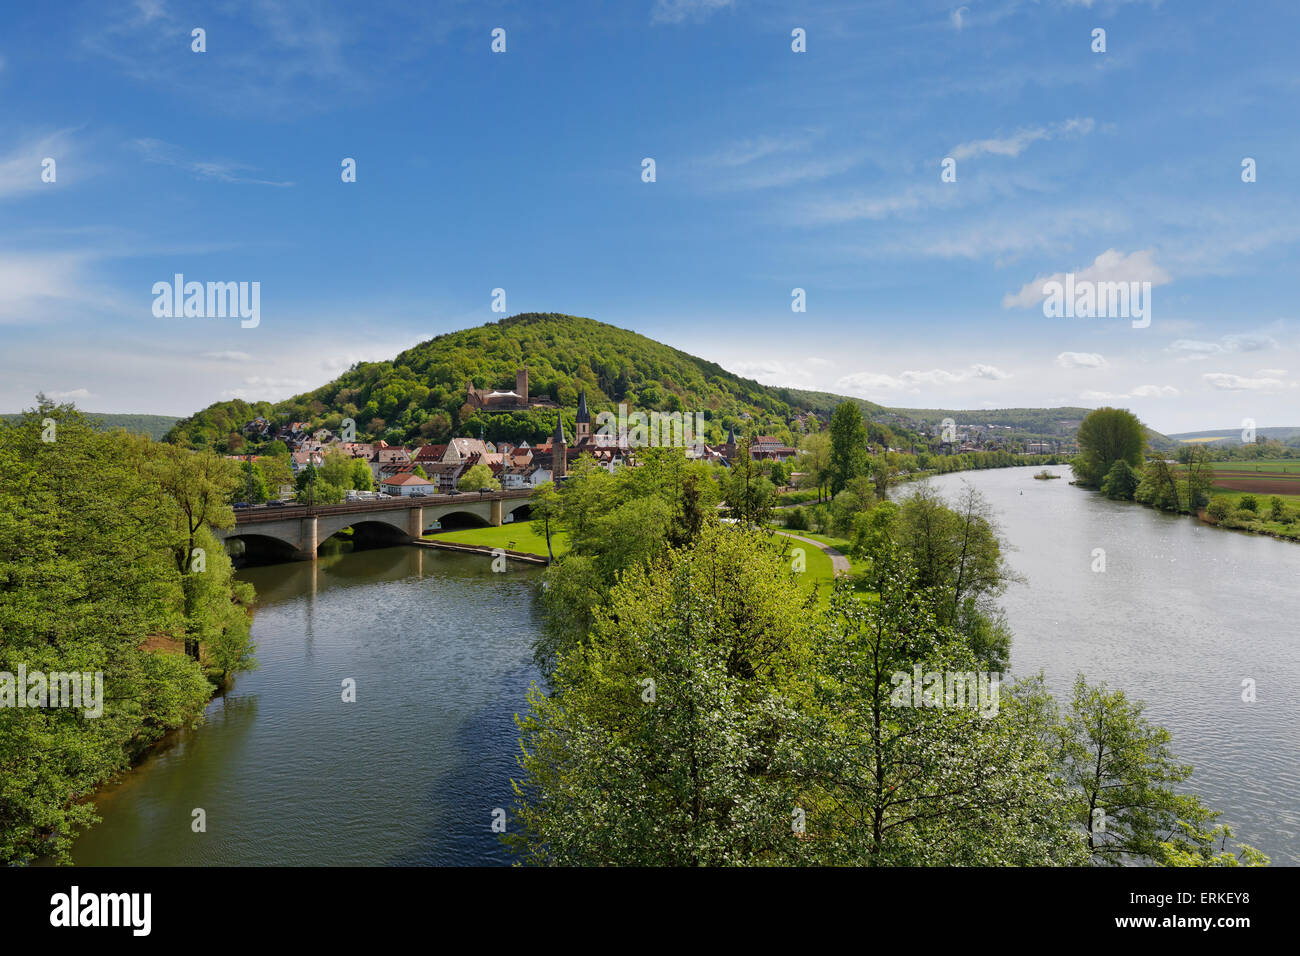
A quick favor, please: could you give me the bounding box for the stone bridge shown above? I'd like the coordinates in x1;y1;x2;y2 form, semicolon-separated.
217;489;534;561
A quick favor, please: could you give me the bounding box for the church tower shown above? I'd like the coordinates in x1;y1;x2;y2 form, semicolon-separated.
552;415;568;480
724;425;738;461
575;389;591;443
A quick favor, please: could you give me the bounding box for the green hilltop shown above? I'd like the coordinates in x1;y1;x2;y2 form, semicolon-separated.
164;312;1119;451
1;412;179;441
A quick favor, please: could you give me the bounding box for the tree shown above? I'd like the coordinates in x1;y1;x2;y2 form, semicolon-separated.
237;460;268;504
0;401;251;864
796;431;832;502
1135;459;1181;512
1100;459;1140;501
828;401;867;496
1177;446;1215;512
792;572;1088;865
1073;407;1145;488
530;482;562;562
724;438;776;528
458;463;500;491
1058;677;1266;866
510;526;815;865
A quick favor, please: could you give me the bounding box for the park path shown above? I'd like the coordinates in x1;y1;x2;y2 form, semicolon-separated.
772;530;851;576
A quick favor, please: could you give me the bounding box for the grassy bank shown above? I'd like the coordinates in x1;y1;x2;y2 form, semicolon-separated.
424;519;570;558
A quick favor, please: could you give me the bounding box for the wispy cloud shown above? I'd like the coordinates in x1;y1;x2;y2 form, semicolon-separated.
651;0;734;25
838;363;1011;393
131;139;294;187
1168;333;1279;360
1202;371;1295;391
950;118;1095;162
0;130;82;200
1056;351;1108;369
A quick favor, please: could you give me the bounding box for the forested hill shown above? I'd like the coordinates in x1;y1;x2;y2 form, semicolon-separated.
165;312;1109;450
0;412;179;441
166;313;815;449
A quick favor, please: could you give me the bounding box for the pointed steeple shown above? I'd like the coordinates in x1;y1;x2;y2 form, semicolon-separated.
726;425;737;446
553;414;567;445
576;389;590;424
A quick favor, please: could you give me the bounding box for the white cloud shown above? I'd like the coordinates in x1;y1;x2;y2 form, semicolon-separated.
0;130;81;200
1202;371;1294;391
950;118;1094;162
220;376;308;401
1168;333;1279;360
131;138;294;187
202;350;252;362
950;6;970;29
45;387;94;401
838;364;1011;393
1056;351;1107;369
1080;384;1179;401
1003;248;1172;309
651;0;734;25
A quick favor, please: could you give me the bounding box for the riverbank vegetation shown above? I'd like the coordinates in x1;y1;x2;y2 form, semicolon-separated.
0;399;258;865
1072;407;1300;542
509;424;1264;866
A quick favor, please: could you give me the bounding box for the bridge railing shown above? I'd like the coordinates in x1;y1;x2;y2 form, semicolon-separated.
232;487;534;524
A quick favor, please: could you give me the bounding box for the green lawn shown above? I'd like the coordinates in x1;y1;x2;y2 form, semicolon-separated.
424;519;569;558
786;530;853;553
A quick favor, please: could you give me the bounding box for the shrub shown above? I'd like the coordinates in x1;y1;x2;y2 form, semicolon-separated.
1231;508;1258;525
1205;497;1232;522
784;506;809;531
1239;494;1258;512
1269;496;1287;521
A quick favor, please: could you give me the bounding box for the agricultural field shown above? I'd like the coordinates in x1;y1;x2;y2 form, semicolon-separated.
1210;459;1300;496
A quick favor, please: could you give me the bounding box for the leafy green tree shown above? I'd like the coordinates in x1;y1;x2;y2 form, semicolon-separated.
238;459;268;504
349;458;374;491
828;401;867;496
510;526;815;865
724;438;777;528
1073;407;1145;487
792;564;1087;865
530;481;562;561
1057;677;1266;866
1100;459;1141;500
0;401;251;864
1135;459;1182;512
458;463;500;491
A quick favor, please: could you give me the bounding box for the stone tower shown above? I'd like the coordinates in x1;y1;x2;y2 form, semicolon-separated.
552;414;567;480
575;389;591;443
516;367;529;404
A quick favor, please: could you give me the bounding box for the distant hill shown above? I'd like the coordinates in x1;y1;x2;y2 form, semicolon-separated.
165;312;1119;451
1166;426;1300;446
2;412;179;441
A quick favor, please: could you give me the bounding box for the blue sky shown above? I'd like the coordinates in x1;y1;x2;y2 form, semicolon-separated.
2;0;1298;432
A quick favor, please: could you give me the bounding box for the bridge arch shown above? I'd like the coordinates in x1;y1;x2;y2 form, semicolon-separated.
223;531;301;566
504;501;532;522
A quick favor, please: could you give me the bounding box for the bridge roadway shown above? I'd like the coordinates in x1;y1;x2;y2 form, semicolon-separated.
220;488;534;561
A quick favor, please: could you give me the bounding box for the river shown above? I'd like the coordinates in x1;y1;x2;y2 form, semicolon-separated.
912;467;1300;865
68;545;543;866
68;466;1299;865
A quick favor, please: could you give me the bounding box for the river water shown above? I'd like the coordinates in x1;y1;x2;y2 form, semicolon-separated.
68;466;1299;865
913;467;1300;865
68;546;543;866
